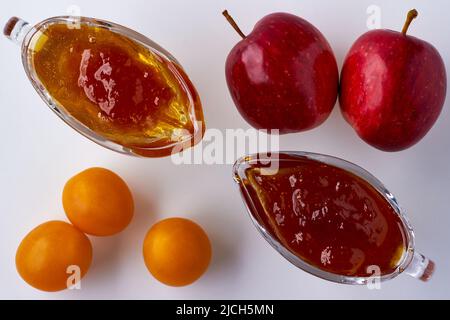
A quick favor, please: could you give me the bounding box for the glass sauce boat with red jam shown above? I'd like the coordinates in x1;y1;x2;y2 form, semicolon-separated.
234;152;434;284
4;16;205;157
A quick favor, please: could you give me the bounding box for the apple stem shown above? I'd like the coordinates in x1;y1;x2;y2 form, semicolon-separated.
222;10;246;39
401;9;418;35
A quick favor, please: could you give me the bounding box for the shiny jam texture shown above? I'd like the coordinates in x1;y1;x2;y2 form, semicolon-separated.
242;157;406;277
30;23;203;152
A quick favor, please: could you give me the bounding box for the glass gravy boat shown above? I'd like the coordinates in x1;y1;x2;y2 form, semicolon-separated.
3;16;204;157
233;152;434;284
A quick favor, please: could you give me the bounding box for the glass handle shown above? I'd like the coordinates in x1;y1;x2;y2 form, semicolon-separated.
404;251;435;281
4;17;30;45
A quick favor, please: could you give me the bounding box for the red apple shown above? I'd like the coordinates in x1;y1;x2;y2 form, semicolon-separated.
340;9;447;151
223;11;338;134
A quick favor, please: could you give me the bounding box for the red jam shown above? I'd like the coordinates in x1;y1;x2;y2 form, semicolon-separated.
239;154;407;277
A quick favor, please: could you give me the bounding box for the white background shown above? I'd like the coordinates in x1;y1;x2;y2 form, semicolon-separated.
1;0;449;300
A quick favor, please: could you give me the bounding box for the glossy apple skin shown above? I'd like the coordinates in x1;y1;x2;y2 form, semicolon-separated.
340;30;447;151
225;13;339;134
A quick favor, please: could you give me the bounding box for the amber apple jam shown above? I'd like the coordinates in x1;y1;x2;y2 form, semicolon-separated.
239;155;407;277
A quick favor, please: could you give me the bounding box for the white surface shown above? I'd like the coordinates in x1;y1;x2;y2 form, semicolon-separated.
0;0;449;300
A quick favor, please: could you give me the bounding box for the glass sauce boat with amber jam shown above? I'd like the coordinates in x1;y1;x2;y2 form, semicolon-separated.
233;152;434;284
